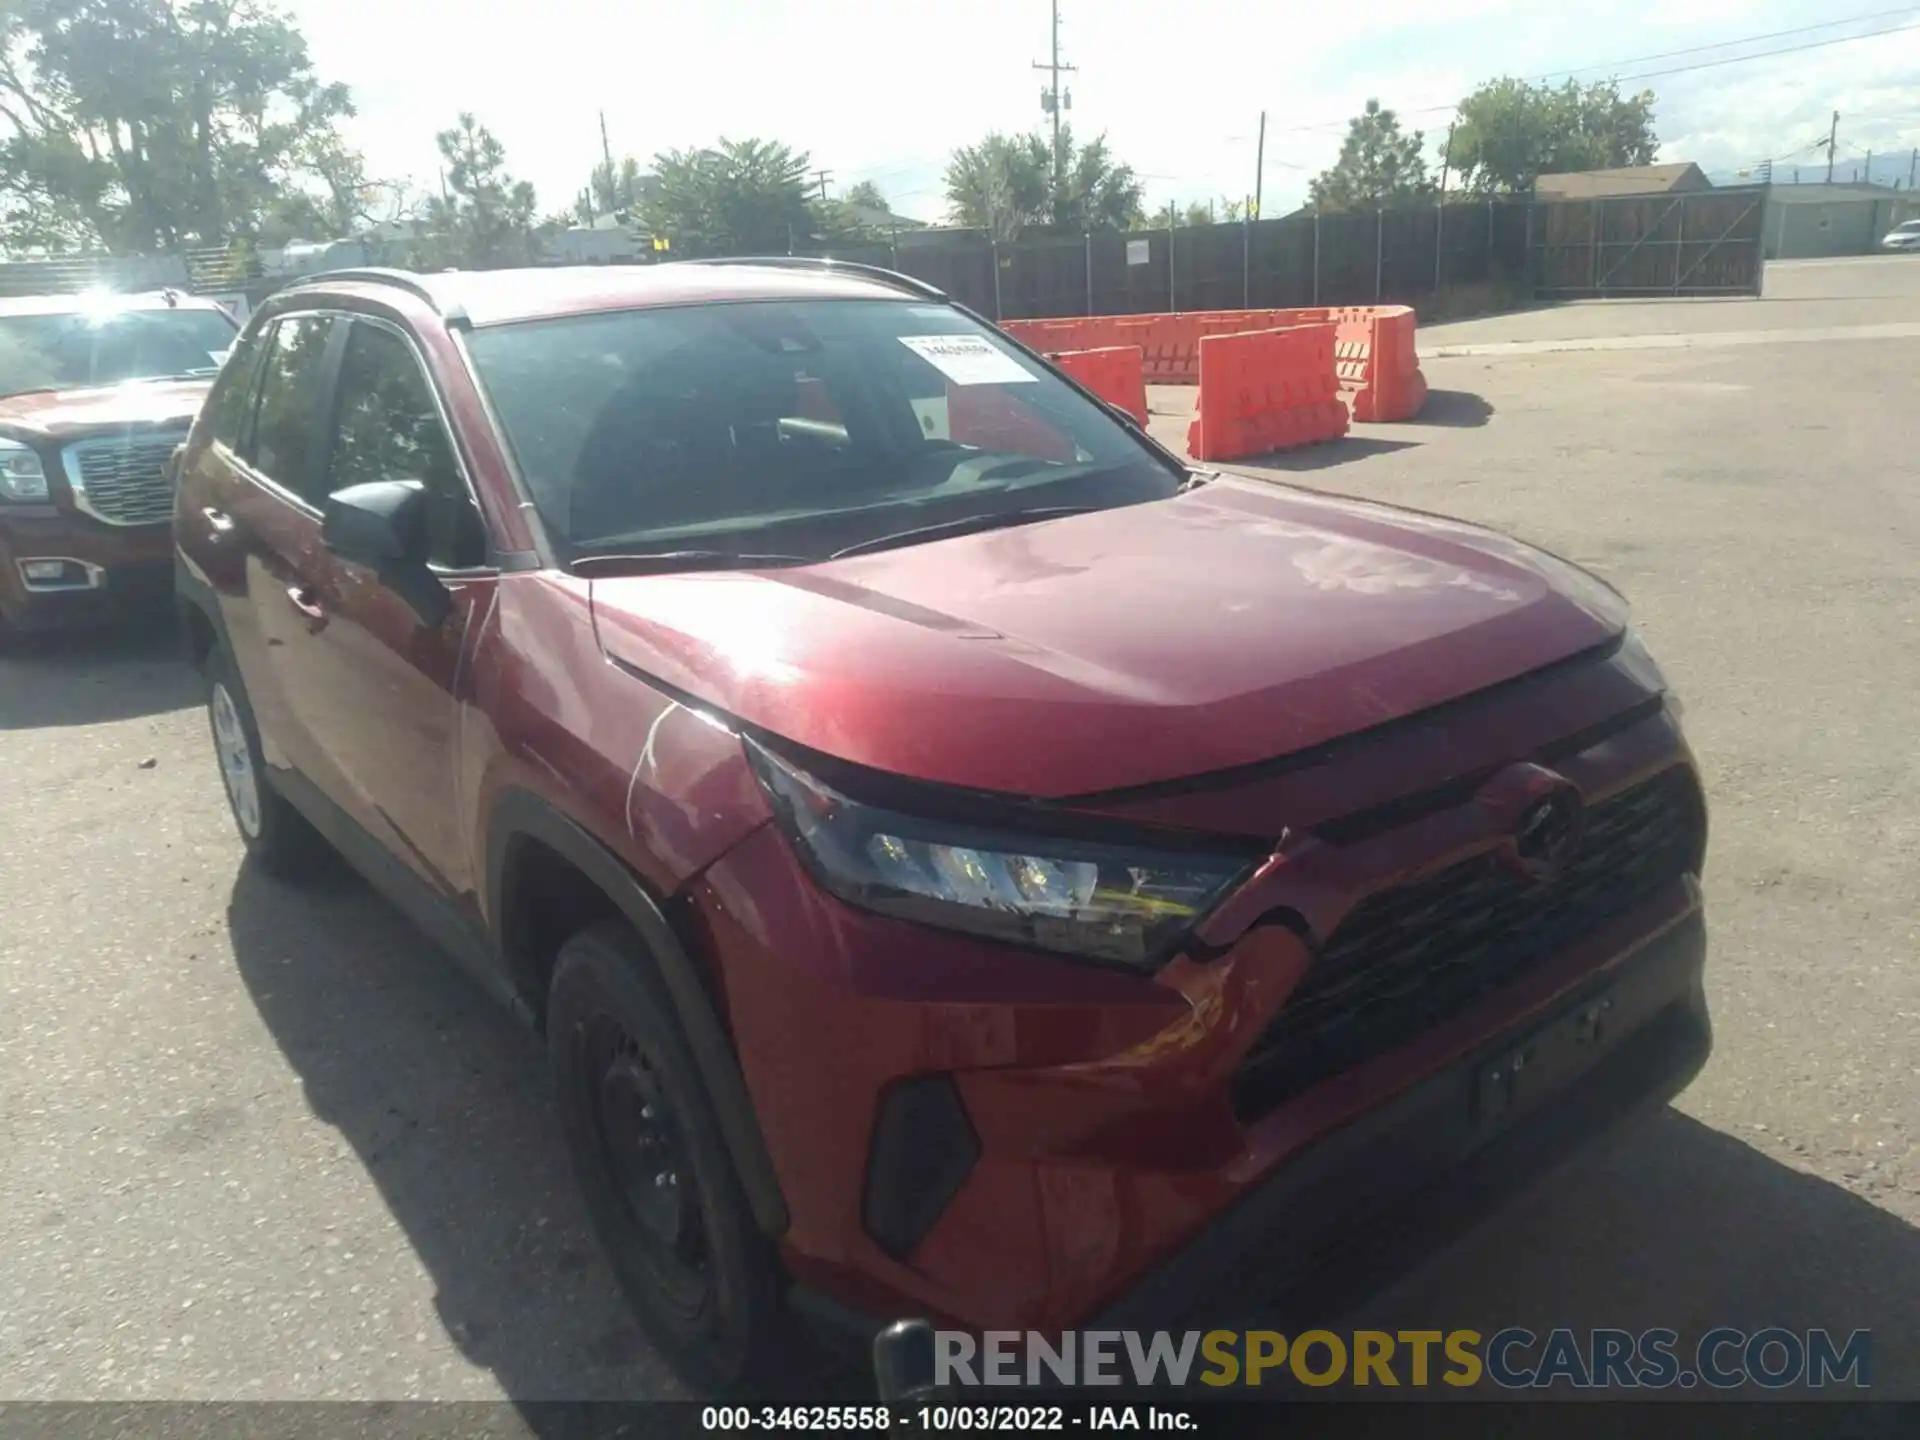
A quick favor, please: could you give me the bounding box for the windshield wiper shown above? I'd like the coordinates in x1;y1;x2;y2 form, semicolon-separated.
568;550;814;577
829;506;1099;560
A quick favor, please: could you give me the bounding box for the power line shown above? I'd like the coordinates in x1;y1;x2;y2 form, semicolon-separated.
1608;21;1920;85
1269;10;1920;136
1551;6;1920;81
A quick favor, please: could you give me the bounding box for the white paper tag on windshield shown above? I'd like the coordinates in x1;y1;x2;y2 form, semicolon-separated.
898;334;1036;385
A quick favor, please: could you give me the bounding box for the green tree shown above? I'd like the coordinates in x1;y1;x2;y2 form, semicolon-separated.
422;113;536;267
639;137;813;256
1308;99;1432;212
844;179;887;211
1447;78;1658;194
257;133;400;244
1177;198;1244;227
944;131;1049;239
0;0;358;252
591;153;644;218
944;127;1143;239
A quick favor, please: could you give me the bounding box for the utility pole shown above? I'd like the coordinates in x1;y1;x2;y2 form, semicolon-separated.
596;111;620;218
1825;111;1840;183
1865;150;1874;186
813;169;834;203
1253;110;1266;219
1909;148;1917;189
1032;0;1077;203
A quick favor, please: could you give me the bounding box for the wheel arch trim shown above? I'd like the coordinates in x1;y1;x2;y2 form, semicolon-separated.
485;786;791;1237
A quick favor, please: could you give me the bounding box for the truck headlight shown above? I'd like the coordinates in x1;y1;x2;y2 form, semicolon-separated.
0;437;48;502
747;741;1255;969
1620;626;1683;718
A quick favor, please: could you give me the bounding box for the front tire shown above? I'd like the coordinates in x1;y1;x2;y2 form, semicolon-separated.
203;642;325;877
547;920;783;1394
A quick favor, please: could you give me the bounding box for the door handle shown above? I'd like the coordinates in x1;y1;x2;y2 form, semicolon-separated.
202;507;235;541
286;584;328;633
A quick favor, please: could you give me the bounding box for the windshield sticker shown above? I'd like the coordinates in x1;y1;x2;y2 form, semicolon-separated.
898;334;1037;386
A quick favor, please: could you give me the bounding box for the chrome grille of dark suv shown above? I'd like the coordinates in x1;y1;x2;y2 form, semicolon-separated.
62;434;186;526
1232;766;1705;1121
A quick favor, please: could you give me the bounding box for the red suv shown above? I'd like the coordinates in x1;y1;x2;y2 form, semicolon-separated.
0;290;238;643
173;262;1710;1392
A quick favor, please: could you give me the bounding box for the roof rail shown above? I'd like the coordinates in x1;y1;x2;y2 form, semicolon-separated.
678;255;947;302
283;266;445;312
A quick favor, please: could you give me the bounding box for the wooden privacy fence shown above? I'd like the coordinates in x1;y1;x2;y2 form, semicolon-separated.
1530;186;1768;298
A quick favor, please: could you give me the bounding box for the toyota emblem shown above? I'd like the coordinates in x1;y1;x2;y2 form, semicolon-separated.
1475;764;1587;882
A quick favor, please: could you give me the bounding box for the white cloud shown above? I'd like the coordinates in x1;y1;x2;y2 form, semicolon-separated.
287;0;1920;224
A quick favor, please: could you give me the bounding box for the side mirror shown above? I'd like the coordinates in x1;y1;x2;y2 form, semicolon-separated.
323;478;429;567
322;479;450;626
873;1319;939;1403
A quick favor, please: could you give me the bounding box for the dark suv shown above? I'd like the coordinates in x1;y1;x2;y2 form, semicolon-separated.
0;290;238;641
173;262;1710;1391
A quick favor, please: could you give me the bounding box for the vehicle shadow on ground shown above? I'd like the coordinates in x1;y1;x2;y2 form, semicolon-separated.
224;856;866;1416
1222;435;1421;477
225;856;1920;1408
0;615;198;730
1206;1106;1920;1398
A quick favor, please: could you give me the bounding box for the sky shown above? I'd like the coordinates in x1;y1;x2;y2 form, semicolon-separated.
289;0;1920;224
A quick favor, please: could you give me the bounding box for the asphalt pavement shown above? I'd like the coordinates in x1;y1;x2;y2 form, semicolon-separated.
4;257;1917;1405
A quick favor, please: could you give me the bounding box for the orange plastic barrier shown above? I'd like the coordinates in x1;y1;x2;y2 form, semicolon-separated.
1185;324;1349;462
1351;308;1427;422
945;383;1076;462
1002;306;1427;421
1048;345;1149;425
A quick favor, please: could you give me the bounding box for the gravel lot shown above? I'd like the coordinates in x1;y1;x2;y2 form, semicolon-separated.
4;258;1916;1406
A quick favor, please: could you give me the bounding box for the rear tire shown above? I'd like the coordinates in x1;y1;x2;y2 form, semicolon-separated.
203;641;326;878
547;920;784;1394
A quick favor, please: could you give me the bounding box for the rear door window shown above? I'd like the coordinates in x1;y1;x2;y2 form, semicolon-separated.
246;314;337;507
203;326;268;451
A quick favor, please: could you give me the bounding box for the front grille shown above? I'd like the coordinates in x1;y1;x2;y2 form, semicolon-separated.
1233;766;1704;1120
63;433;186;526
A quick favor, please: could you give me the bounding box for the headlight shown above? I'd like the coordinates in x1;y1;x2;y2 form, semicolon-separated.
1619;627;1682;717
0;437;48;502
747;742;1255;969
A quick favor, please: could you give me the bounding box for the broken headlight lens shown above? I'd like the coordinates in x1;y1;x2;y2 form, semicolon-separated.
747;742;1251;969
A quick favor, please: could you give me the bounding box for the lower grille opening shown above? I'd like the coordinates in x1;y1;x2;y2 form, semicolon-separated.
1232;766;1705;1122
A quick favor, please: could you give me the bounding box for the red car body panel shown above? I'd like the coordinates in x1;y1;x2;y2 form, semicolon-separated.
0;378;213;439
171;265;1710;1344
587;478;1629;799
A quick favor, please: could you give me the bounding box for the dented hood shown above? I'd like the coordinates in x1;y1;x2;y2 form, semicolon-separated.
0;379;211;441
588;478;1628;799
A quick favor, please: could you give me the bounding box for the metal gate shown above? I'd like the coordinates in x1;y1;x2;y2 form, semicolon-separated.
1530;184;1767;299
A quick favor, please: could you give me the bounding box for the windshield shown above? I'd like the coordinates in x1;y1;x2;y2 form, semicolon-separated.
0;305;239;398
462;297;1182;563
